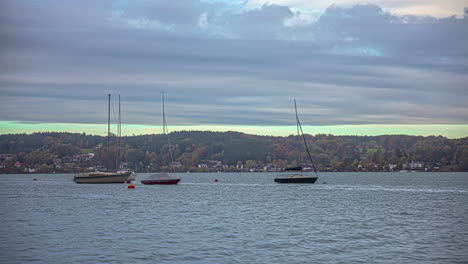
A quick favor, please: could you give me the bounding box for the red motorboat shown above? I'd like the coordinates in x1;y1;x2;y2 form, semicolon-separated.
141;173;181;185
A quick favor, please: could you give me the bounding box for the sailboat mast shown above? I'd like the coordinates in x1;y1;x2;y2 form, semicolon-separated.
162;91;166;135
294;99;303;171
162;91;175;172
294;99;300;136
295;100;319;178
107;93;111;171
116;94;121;170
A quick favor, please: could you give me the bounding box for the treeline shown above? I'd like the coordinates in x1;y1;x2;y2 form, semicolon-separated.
0;131;467;173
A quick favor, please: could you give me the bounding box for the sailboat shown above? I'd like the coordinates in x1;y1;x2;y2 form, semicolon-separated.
141;92;181;185
115;94;137;181
274;100;319;184
73;94;133;184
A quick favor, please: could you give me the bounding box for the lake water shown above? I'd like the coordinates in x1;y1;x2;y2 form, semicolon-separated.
1;172;467;263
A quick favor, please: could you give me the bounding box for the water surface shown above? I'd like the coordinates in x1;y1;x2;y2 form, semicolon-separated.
1;172;467;263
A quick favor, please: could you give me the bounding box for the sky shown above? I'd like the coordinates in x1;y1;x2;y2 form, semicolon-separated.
1;0;467;138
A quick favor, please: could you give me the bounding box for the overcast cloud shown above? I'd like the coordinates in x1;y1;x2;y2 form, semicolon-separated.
0;0;467;129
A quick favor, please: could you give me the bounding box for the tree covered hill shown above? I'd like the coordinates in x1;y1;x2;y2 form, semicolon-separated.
0;131;467;173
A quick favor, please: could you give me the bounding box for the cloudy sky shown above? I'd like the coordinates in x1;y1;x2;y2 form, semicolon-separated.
1;0;467;137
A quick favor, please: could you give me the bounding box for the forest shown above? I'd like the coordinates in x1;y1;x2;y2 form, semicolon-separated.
0;131;467;173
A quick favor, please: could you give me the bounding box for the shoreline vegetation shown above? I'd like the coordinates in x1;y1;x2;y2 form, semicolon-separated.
1;131;467;174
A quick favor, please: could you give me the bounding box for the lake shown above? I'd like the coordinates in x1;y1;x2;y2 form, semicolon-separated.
1;172;467;263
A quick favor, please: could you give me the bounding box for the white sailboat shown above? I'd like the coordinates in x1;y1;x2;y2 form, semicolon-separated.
74;94;132;184
115;94;137;181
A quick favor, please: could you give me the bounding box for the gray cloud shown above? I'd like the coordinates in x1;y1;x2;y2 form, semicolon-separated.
0;0;467;128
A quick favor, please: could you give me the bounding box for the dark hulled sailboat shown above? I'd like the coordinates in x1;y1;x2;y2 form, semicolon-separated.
274;100;319;184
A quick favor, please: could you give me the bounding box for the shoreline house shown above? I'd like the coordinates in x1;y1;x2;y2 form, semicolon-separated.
403;161;425;170
197;160;223;169
0;154;13;161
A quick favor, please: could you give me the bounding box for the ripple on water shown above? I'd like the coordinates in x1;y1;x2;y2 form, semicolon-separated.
0;172;467;263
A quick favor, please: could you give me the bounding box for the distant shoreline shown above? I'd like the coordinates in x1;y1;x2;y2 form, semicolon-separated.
1;132;467;173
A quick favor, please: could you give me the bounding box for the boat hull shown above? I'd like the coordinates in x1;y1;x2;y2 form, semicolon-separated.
141;179;180;185
127;172;137;181
73;171;132;184
274;175;318;184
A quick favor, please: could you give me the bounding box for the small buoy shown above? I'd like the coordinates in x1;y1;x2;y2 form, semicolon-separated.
323;181;327;184
125;180;131;183
33;179;37;181
214;179;218;182
128;185;135;189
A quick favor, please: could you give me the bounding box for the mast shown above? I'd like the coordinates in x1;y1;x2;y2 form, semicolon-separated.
294;99;303;170
162;91;166;135
294;100;319;178
116;94;121;170
295;99;300;137
162;91;175;172
107;93;111;171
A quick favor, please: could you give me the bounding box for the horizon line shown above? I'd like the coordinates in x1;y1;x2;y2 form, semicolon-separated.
0;121;467;139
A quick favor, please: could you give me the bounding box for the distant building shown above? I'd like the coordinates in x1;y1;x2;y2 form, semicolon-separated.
197;160;223;168
388;164;397;171
71;153;95;163
264;165;282;172
171;161;182;168
403;161;424;170
0;154;13;161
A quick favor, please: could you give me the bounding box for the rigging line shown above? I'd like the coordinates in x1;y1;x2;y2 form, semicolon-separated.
295;99;300;137
295;101;318;167
116;94;121;170
162;91;175;173
118;94;122;138
297;118;319;178
119;97;128;165
294;100;319;178
294;99;303;172
107;93;111;171
111;98;119;130
110;95;119;170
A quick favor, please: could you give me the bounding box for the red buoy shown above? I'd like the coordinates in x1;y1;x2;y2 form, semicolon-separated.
214;179;218;182
127;185;135;189
125;181;131;183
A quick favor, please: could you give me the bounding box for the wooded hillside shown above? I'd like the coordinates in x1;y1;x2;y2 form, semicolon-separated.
1;131;467;173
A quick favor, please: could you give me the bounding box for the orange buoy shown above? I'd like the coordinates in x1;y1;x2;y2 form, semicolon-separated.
127;185;135;189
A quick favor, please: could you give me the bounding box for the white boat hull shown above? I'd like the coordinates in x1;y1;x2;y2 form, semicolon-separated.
73;171;132;184
127;172;137;181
